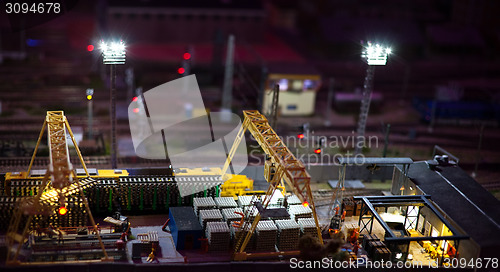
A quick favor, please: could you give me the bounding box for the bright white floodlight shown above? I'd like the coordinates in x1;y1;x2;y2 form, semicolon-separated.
101;40;126;65
362;42;391;65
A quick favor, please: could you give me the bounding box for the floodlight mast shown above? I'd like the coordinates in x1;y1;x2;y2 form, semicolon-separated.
101;40;126;65
101;40;126;169
354;42;391;155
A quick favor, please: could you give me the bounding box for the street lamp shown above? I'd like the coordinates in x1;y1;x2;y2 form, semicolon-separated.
101;40;126;169
354;42;391;155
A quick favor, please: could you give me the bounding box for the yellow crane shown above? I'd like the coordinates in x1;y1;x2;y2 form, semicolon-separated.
221;110;322;261
6;111;109;265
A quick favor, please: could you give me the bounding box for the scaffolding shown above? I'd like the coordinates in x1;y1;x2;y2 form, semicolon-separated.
354;195;468;264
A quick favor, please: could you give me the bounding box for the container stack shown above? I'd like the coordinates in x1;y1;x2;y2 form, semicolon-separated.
289;205;312;221
206;221;230;252
268;191;284;208
286;195;303;207
221;207;244;225
199;209;223;230
297;218;317;237
214;197;238;209
275;219;300;251
243;206;259;222
363;236;391;262
342;197;355;217
237;195;259;208
367;240;385;256
372;245;391;261
193;197;216;216
255;220;278;252
354;200;363;216
362;234;380;253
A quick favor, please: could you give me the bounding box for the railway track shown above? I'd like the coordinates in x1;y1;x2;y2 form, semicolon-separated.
32;233;123;252
481;182;500;191
0;156;170;171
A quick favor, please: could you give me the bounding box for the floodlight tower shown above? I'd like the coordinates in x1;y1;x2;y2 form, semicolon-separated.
354;42;391;155
101;40;126;169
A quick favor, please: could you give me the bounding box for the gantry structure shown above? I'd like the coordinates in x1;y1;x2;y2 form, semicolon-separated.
221;110;322;260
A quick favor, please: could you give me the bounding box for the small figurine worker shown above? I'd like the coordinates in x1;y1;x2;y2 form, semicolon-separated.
47;223;55;238
146;247;157;263
58;229;64;245
35;223;42;237
353;241;360;255
120;232;127;242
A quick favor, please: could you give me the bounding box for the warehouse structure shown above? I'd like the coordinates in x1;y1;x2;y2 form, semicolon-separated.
394;158;500;261
354;195;468;265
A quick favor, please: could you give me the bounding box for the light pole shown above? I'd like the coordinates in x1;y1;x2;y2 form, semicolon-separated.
221;35;235;114
355;42;391;155
86;88;94;140
324;77;334;127
100;40;126;169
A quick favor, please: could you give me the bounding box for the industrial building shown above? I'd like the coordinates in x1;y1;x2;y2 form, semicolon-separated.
397;157;500;261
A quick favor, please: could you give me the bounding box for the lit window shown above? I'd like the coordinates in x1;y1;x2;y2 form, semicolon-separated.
291;80;303;91
278;79;288;91
304;79;314;90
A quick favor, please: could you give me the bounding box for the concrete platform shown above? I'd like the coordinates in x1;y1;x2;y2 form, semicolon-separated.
127;226;184;263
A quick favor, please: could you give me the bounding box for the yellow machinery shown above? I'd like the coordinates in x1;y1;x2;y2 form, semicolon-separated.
220;174;265;197
5;111;111;265
221;110;322;260
175;167;264;198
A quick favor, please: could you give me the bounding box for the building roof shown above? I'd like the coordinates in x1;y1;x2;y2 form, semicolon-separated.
408;161;500;251
169;206;202;231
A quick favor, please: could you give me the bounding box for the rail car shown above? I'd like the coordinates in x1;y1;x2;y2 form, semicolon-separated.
413;97;500;124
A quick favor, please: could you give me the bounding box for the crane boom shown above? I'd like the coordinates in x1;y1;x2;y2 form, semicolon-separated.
6;111;108;265
223;110;314;205
221;110;323;259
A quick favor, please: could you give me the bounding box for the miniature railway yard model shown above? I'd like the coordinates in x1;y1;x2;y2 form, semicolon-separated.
1;110;321;265
0;110;498;270
3;1;500;270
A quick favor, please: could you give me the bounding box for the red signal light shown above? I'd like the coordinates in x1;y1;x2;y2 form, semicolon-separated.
177;67;185;74
297;133;304;139
302;201;309;208
58;206;68;215
132;96;138;102
87;44;94;52
133;108;139;113
314;148;322;154
183;52;191;60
